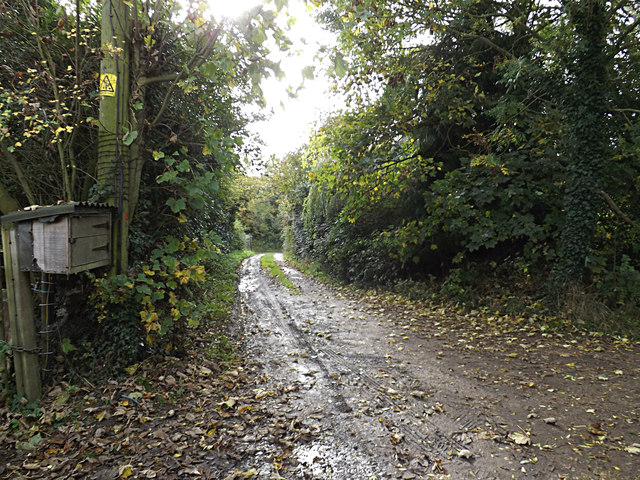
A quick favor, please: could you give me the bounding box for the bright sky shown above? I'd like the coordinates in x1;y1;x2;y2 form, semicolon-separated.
208;0;342;161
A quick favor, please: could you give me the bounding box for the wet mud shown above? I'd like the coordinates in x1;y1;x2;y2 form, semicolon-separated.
234;254;594;479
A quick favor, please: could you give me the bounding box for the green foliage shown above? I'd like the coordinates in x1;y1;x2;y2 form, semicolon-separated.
60;338;76;354
81;0;293;361
554;0;611;284
273;0;640;333
233;175;282;252
0;339;10;358
67;247;252;380
89;235;214;343
0;0;299;389
230;219;250;251
590;254;640;308
72;306;148;378
0;0;102;206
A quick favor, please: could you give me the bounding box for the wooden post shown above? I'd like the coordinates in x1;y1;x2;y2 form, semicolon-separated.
98;0;131;274
1;288;8;395
1;224;41;401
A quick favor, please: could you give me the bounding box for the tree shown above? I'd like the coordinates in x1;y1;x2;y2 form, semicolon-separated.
0;0;296;386
281;0;640;308
94;0;289;270
1;0;102;211
555;0;636;284
233;174;282;252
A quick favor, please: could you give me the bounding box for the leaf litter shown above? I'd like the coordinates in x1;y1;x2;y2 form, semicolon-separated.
1;253;639;479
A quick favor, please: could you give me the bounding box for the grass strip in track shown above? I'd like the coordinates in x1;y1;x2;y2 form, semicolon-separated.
260;253;299;293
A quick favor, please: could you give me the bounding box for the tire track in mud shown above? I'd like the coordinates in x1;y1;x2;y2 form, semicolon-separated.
239;258;391;478
270;289;490;479
275;259;498;475
238;255;545;479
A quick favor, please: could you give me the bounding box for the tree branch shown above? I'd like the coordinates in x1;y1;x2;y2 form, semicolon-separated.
0;181;20;215
148;24;221;129
610;15;640;55
611;108;640;114
599;189;638;228
138;73;181;86
466;34;515;59
1;141;37;206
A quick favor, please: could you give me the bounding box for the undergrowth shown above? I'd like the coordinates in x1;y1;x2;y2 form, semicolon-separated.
62;249;254;383
199;249;254;366
283;253;332;285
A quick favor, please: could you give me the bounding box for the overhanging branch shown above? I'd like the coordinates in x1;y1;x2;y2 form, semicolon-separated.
1;141;37;206
138;73;180;86
148;24;222;129
0;180;20;215
599;189;638;228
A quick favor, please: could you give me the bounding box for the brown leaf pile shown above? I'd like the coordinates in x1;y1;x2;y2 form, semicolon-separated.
1;351;318;479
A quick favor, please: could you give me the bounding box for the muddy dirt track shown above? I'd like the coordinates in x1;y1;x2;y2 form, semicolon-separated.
234;254;640;479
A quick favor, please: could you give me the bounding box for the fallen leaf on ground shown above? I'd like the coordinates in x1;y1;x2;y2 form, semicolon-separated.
509;432;531;445
624;444;640;455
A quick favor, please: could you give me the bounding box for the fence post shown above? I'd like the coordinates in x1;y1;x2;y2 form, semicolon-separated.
1;288;8;396
1;224;41;401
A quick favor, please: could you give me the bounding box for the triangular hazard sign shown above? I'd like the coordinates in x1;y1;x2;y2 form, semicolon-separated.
100;73;116;96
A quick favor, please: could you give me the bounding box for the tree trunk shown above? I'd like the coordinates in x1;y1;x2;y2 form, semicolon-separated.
555;0;610;285
0;182;20;216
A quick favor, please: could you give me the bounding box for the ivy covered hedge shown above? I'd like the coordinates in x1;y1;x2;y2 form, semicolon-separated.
271;0;640;332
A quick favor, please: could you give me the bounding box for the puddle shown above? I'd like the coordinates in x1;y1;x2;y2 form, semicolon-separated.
238;275;259;293
273;252;304;280
293;442;381;478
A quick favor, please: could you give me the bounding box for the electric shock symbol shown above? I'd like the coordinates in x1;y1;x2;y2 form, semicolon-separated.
99;73;117;96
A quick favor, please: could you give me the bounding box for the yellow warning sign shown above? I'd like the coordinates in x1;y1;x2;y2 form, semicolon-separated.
99;73;117;96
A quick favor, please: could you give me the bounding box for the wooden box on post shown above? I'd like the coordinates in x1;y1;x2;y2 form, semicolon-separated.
0;203;113;401
2;203;112;275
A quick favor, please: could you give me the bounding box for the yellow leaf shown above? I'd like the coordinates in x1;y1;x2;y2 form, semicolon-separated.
220;397;236;409
624;445;640;455
202;144;211;155
142;266;155;276
510;432;531;445
119;465;133;478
